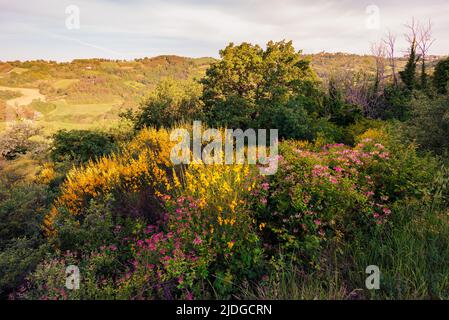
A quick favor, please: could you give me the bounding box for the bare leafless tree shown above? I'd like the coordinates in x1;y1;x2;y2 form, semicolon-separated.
417;19;435;87
383;31;398;86
370;41;386;94
417;19;435;63
404;18;420;50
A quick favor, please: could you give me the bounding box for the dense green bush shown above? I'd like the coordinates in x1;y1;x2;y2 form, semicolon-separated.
0;238;48;298
407;93;449;155
127;78;204;130
50;129;116;164
433;57;449;94
254;127;438;267
255;138;393;265
0;181;48;249
201;41;329;140
0;181;49;297
381;85;412;121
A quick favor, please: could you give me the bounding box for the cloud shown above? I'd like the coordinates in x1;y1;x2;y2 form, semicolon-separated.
0;0;448;61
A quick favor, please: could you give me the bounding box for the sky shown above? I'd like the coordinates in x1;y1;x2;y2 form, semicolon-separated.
0;0;448;61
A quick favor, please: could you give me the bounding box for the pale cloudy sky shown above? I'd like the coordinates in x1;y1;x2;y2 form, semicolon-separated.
0;0;448;61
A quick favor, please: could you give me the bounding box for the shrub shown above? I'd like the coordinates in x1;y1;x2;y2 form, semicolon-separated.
128;78;204;130
0;121;44;160
357;127;438;201
201;40;324;139
0;181;49;297
406;94;449;155
50;129;116;164
433;57;449;94
166;162;266;296
254;127;437;267
381;85;412;121
0;238;48;298
255;139;393;265
44;127;177;236
0;181;48;249
28;161;266;299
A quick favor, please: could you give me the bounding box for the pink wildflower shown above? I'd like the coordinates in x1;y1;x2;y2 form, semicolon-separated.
193;235;203;245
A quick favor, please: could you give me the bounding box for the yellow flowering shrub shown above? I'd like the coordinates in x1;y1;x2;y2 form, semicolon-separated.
182;162;256;223
36;163;56;185
356;128;390;146
44;128;176;236
166;160;266;295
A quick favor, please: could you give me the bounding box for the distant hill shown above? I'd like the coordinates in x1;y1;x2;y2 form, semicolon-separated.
0;53;445;133
0;56;213;133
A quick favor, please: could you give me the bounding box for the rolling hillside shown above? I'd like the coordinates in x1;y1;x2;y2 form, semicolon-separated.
0;53;444;133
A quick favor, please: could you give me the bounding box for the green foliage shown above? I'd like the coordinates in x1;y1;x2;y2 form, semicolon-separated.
325;77;363;126
255;139;393;265
129;78;204;130
0;238;48;298
399;40;420;91
380;84;412;120
242;200;449;300
201;40;326;140
346;201;449;299
342;118;385;145
406;93;449;155
0;182;48;248
0;121;44;160
50;129;116;164
255;127;438;269
51;196;142;255
433;57;449;94
0;181;49;297
2;41;449;301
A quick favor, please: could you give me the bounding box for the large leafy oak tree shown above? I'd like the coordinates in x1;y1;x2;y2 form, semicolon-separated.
201;41;325;139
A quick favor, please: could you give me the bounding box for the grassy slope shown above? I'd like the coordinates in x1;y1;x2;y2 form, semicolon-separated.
0;53;444;135
0;56;213;133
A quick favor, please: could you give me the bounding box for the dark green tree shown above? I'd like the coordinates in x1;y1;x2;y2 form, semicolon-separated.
399;39;420;91
433;57;449;94
127;78;204;130
50;129;116;164
408;93;449;155
201;40;324;139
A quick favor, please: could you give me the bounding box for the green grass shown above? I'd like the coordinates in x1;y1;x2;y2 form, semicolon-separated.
124;80;146;90
238;264;349;300
238;200;449;300
346;202;449;299
46;100;119;117
52;79;79;90
9;67;28;75
29;100;56;115
38;119;123;135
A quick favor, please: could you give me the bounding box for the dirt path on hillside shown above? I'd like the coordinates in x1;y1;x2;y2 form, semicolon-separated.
0;86;46;107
